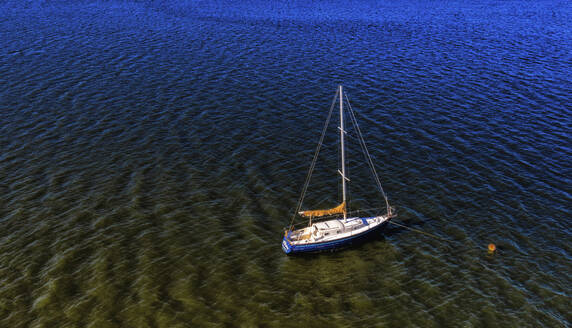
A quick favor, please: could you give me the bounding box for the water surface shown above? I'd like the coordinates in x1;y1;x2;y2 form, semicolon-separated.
0;1;570;327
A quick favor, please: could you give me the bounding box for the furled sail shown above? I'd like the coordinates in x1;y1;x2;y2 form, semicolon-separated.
298;202;346;218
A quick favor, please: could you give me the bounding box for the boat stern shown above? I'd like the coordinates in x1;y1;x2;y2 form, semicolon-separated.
281;231;292;254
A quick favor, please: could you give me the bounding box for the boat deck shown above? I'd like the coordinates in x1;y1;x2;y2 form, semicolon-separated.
287;215;389;246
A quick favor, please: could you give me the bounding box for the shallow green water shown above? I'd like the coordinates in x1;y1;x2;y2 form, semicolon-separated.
0;1;570;327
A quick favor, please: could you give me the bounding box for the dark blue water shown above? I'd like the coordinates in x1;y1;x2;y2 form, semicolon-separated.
1;1;570;327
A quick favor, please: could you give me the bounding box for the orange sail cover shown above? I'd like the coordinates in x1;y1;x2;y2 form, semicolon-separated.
299;202;346;218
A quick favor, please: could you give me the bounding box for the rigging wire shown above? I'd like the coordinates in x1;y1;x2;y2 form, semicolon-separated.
344;93;391;215
285;90;495;254
288;89;339;231
341;95;450;244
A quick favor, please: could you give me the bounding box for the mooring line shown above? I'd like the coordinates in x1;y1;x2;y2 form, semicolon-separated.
389;219;501;255
389;220;447;241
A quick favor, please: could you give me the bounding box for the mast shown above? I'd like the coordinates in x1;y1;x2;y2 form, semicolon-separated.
339;85;347;220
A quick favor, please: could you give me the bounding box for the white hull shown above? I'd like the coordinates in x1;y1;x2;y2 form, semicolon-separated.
286;214;392;246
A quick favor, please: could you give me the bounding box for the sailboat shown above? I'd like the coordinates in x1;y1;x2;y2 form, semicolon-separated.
282;85;396;254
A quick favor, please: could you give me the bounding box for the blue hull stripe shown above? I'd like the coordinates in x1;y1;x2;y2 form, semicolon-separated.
282;220;388;254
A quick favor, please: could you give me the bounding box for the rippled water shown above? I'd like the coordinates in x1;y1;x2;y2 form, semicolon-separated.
1;1;571;327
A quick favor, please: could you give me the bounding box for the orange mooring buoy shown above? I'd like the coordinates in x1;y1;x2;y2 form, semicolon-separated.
488;243;496;253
